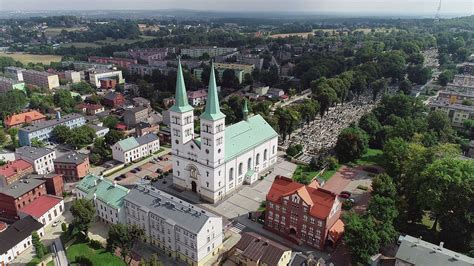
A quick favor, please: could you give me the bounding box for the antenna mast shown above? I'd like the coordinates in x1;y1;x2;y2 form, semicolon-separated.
435;0;442;22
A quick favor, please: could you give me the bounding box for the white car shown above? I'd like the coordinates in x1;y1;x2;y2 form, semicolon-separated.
52;220;61;227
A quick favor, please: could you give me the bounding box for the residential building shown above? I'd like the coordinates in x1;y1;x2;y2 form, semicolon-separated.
124;185;223;266
132;97;151;108
0;149;16;163
188;89;207;106
18;195;64;226
447;74;474;93
112;134;160;163
0;159;34;187
214;62;254;84
15;147;56;174
22;70;60;90
89;124;110;138
181;46;237;58
75;103;105;115
429;100;474;127
18;113;86;146
0;77;26;93
30;174;64;197
136;122;159;137
88;56;137;69
468;140;474;158
437;90;474;105
62;61;113;71
102;92;125;108
281;62;295;76
4;110;46;129
87;69;125;89
54;152;90;181
171;62;278;203
236;54;264;70
229;232;292;266
64;70;81;83
254;86;270;96
75;174;130;224
395;235;474;266
124;106;149;127
128;64;172;77
264;176;344;250
4;66;25;81
267;88;285;99
0;216;45;265
0;178;46;220
128;48;172;62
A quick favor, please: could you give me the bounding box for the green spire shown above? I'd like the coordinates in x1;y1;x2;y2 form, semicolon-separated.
243;99;249;121
200;64;225;121
170;58;193;113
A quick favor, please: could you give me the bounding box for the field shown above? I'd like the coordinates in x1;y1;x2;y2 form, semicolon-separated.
0;52;62;64
61;35;156;48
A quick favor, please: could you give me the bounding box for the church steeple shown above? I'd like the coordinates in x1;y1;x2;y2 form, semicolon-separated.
200;64;225;121
170;58;193;113
243;99;249;121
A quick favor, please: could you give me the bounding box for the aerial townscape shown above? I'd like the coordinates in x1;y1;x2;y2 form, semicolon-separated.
0;1;473;266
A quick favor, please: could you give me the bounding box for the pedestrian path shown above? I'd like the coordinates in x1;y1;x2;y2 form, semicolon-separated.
229;222;246;234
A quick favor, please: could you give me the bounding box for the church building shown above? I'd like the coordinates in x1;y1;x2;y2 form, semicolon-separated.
170;60;278;203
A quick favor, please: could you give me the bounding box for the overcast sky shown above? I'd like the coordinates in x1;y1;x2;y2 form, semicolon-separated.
0;0;472;15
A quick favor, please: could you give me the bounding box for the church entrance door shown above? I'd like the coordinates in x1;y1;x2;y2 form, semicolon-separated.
191;181;197;192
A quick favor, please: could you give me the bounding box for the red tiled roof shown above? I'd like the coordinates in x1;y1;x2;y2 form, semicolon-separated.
4;111;46;127
188;89;207;99
328;219;345;242
267;176;337;220
76;103;103;110
0;221;7;232
0;159;33;178
19;195;62;218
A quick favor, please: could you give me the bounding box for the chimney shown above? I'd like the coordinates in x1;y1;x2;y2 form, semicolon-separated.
440;242;444;248
113;181;117;187
56;111;61;119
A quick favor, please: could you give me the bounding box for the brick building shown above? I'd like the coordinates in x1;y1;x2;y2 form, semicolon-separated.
102;92;125;108
75;103;105;115
88;56;137;69
4;110;46;129
54;152;90;181
0;159;34;187
0;178;47;220
264;176;344;250
30;174;64;197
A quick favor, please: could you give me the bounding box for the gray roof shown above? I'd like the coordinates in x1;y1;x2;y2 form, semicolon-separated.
16;146;54;160
54;152;88;164
0;216;44;254
429;101;474;112
88;124;109;133
396;235;474;266
136;133;159;146
19;113;84;133
125;185;219;234
0;177;45;198
125;106;148;114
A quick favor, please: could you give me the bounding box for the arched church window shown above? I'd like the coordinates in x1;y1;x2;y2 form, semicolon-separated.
264;149;268;160
190;167;198;179
238;163;243;176
229;168;234;181
247;158;252;170
256;154;260;165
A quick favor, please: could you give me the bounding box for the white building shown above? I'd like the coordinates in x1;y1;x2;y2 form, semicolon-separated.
18;195;64;226
75;174;129;224
89;124;110;138
65;70;81;84
0;149;15;162
0;216;45;265
124;185;223;266
170;62;278;203
15;147;56;174
88;70;125;88
112;134;160;164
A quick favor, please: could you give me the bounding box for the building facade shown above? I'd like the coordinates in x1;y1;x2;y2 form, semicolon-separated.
16;147;56;175
171;62;278;203
54;152;90;181
429;100;474;128
123;106;149;127
4;67;25;81
22;70;60;90
0;77;26;93
88;56;137;69
124;185;223;266
4;110;46;129
75;174;129;224
88;70;125;88
0;178;47;220
18;113;86;146
30;174;64;197
102;92;125;108
0;159;34;187
181;47;237;58
64;70;81;84
112;134;160;163
18;195;64;226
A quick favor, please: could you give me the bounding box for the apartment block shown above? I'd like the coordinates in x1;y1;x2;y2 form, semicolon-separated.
112;134;160;163
15;147;56;175
124;185;223;266
64;70;81;83
123;106;149;127
0;77;26;93
4;66;25;81
0;177;47;220
181;47;237;58
88;56;137;69
22;70;60;90
88;69;125;88
429;100;474;128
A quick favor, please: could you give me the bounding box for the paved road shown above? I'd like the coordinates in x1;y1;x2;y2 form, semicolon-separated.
271;92;311;111
53;238;68;266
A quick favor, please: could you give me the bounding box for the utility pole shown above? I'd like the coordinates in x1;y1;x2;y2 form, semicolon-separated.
435;0;442;22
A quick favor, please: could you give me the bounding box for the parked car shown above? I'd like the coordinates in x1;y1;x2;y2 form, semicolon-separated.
341;191;352;197
52;220;61;227
346;198;355;203
131;169;137;174
135;167;141;171
114;176;122;181
338;193;350;199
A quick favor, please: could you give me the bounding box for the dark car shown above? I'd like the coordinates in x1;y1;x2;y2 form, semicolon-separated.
135;167;141;171
341;191;352;197
114;176;123;181
338;193;350;199
131;169;137;174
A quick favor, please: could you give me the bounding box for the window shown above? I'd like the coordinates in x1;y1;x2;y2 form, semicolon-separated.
273;145;276;154
256;154;260;165
317;220;323;227
264;149;267;160
247;158;252;170
238;163;243;176
229;168;234;181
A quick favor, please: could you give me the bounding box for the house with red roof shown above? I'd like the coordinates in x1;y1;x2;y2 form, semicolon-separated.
0;159;34;187
18;195;64;226
264;175;344;250
75;103;105;115
4;110;46;129
187;89;207;106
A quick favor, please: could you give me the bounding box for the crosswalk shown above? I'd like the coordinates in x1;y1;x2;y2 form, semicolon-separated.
228;222;246;234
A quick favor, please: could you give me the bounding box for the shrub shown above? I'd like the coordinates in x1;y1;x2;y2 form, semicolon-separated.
89;239;103;249
61;223;67;232
324;156;339;170
75;255;93;266
357;185;369;191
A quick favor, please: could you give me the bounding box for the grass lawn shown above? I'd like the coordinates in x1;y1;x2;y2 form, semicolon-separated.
318;164;341;181
46;260;54;266
355;148;384;166
0;52;62;65
292;164;319;184
67;241;125;266
26;257;42;266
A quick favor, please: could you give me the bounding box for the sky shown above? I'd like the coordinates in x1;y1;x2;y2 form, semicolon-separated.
0;0;472;16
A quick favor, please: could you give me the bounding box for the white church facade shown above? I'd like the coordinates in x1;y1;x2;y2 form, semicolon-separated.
170;61;278;203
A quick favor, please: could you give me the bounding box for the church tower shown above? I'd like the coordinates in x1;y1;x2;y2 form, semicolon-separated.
200;64;226;168
170;59;194;155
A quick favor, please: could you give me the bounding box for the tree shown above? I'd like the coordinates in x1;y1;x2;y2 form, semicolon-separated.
438;70;454;86
343;212;380;264
0;130;7;147
407;64;432;85
70;198;96;236
335;127;369;163
368;195;398;223
371;173;396;198
54;89;80;111
7;127;19;147
107;223;144;264
105;130;125;145
311;81;337;117
298;99;319;124
102;116;120;129
221;69;239;88
427;110;454;143
398;79;412;95
66;126;96;149
71;81;94;94
51;125;71;143
32;231;46;259
358;113;382;148
286;144;303;157
31;138;46;148
370;79;387;101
